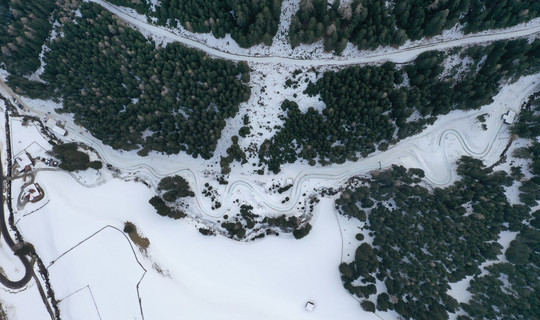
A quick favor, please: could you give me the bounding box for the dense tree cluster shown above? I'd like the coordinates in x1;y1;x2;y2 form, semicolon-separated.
218;204;312;240
0;0;55;75
160;0;282;47
149;196;187;219
51;143;103;172
38;3;250;159
5;75;49;99
220;135;247;175
263;214;300;231
461;255;540;320
512;94;540;139
338;111;540;320
114;0;282;48
457;93;540;319
157;175;195;201
220;205;258;239
292;223;312;239
290;0;404;53
336;159;536;319
108;0;149;15
289;0;540;53
149;175;194;219
260;39;540;173
462;0;540;33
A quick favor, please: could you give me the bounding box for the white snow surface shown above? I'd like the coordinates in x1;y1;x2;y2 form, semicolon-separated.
0;1;539;318
16;170;379;320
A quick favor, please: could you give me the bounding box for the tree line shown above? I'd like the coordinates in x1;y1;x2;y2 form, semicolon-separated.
458;93;540;319
0;0;55;76
260;39;540;173
337;157;534;319
109;0;283;48
19;2;251;159
290;0;540;54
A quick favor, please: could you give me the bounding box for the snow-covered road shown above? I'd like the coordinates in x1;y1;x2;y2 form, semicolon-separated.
92;0;540;66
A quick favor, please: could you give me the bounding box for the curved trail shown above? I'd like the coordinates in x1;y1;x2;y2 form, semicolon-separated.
2;76;535;218
0;157;33;288
1;4;539;218
93;0;540;66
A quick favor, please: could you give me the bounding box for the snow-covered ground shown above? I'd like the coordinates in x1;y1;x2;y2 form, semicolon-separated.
1;1;539;317
16;169;379;320
2;71;538;221
0;281;50;320
3;72;537;319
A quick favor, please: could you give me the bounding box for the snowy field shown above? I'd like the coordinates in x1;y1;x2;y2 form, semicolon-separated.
0;1;539;318
0;72;535;319
16;170;379;320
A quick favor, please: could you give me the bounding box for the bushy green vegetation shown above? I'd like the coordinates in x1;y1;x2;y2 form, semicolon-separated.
290;0;540;53
52;143;103;172
117;0;282;48
260;39;540;173
40;2;250;159
0;0;55;75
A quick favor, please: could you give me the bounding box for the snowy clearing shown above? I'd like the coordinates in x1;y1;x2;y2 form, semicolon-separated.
16;170;379;320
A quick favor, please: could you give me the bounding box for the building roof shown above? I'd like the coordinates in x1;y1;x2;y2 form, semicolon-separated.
53;125;67;136
46;118;57;129
15;152;32;170
502;110;516;124
23;184;42;201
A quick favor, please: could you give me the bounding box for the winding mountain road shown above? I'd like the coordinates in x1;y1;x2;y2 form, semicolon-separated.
4;76;534;218
0;157;33;289
1;2;539;218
